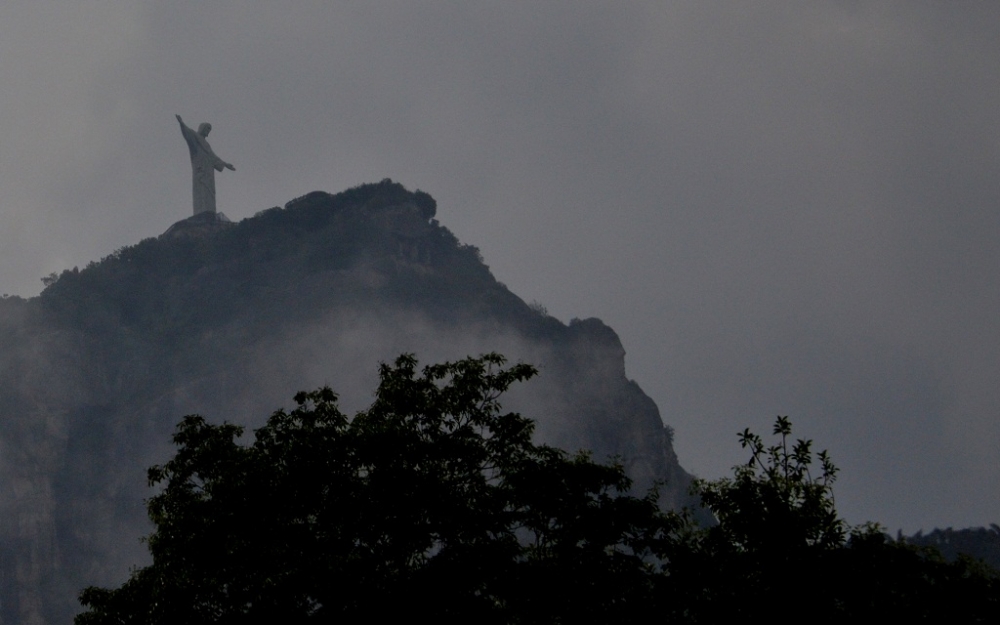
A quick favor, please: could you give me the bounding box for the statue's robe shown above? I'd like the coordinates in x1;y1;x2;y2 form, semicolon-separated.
179;124;228;215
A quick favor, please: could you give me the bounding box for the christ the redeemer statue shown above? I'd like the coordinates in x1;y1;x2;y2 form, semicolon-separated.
176;114;235;215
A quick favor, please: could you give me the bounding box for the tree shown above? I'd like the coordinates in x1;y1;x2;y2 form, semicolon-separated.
661;417;1000;622
697;415;845;552
77;363;1000;623
76;354;668;624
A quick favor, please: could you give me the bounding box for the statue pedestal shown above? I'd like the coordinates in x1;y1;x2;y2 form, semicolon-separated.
160;211;234;240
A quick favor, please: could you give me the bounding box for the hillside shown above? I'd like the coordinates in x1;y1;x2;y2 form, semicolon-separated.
0;180;696;624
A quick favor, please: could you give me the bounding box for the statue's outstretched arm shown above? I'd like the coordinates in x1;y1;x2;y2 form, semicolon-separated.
176;115;198;144
201;135;234;171
202;141;233;171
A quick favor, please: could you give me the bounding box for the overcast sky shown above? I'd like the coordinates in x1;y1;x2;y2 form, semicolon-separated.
0;2;997;532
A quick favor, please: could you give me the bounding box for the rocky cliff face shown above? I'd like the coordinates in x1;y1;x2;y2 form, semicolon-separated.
0;180;697;623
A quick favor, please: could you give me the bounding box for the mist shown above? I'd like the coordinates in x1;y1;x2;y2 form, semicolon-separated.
0;2;996;537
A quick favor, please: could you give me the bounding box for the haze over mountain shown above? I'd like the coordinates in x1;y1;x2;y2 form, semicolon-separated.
0;181;696;624
0;4;998;536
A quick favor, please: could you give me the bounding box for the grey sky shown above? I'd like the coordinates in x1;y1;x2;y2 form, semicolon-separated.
0;2;997;532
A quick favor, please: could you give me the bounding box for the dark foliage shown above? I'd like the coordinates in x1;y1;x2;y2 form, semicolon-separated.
659;417;1000;622
74;355;1000;623
38;179;557;348
76;354;668;624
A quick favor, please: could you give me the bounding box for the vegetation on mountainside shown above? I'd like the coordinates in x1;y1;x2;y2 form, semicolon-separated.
38;180;538;339
76;354;1000;624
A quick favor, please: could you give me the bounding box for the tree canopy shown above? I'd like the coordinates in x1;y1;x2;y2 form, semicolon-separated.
76;354;668;624
659;416;1000;622
76;355;1000;624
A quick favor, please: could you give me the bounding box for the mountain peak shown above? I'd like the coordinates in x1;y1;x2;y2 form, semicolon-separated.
3;181;696;623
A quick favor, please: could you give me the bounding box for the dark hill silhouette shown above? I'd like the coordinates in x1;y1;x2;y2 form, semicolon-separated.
0;179;697;624
905;526;1000;571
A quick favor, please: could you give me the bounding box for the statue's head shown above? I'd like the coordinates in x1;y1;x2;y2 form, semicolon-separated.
198;123;212;137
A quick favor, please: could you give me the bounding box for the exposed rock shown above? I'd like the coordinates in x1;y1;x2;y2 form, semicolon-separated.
160;210;234;240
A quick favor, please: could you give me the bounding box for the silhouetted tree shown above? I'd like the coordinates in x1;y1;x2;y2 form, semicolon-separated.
76;354;668;624
659;417;1000;622
76;362;1000;623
